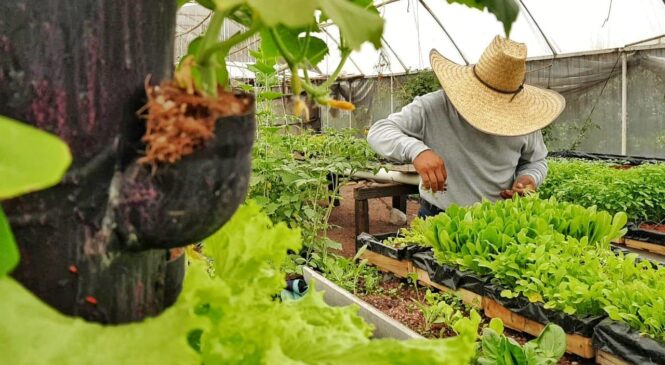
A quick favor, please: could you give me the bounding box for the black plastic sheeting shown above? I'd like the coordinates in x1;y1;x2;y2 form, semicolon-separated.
411;251;488;296
625;223;665;246
356;232;431;260
483;283;605;338
411;251;605;337
593;319;665;364
548;151;665;165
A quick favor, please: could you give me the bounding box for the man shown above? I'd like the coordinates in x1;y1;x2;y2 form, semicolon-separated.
368;36;565;217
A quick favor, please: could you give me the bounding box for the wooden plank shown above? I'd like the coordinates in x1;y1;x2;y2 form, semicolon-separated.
355;199;369;238
361;250;413;278
623;238;665;256
392;195;407;213
596;350;631;365
302;267;423;340
414;268;483;308
354;183;419;200
484;299;596;359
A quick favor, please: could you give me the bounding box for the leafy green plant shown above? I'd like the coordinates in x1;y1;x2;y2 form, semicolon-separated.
540;158;665;222
320;244;382;295
1;203;481;364
399;71;441;104
415;289;466;333
0;115;72;276
176;0;383;112
251;126;379;260
384;218;430;248
401;195;665;341
476;319;566;365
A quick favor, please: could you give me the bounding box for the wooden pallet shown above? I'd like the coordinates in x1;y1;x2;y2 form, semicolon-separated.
622;238;665;256
362;251;596;359
414;267;483;309
359;250;413;278
484;299;595;359
595;350;631;365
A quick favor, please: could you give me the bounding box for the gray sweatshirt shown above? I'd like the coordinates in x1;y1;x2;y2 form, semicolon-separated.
367;90;548;210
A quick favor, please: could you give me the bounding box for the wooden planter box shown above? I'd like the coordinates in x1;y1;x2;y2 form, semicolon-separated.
360;248;597;358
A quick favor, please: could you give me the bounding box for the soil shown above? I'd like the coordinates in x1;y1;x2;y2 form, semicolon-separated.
355;276;593;365
139;79;251;165
639;223;665;233
609;164;635;170
328;182;420;257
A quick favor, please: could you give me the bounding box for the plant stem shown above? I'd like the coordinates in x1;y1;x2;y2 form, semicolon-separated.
321;50;351;89
197;11;226;97
200;25;260;64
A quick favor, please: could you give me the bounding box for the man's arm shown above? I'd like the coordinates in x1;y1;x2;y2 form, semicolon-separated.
367;94;447;192
501;131;548;198
367;96;430;163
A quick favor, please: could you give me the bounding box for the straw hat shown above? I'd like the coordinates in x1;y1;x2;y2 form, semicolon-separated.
430;36;565;136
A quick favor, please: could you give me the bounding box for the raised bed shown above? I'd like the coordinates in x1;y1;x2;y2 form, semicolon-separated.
412;251;599;359
547;151;665;165
302;266;421;340
547;151;665;257
593;319;665;365
619;224;665;258
358;235;599;359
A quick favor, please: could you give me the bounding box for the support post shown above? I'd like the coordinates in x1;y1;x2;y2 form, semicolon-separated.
392;195;407;214
355;199;370;238
621;52;627;155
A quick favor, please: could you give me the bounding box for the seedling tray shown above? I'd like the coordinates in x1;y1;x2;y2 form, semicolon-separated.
356;232;431;261
547;151;665;165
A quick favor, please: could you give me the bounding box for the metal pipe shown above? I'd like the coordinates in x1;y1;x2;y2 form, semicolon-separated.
621;52;627;155
382;37;410;72
518;0;557;56
350;169;420;185
417;0;469;65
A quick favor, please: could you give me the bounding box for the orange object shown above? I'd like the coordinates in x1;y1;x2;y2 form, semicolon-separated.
85;296;98;305
68;265;78;274
326;99;356;111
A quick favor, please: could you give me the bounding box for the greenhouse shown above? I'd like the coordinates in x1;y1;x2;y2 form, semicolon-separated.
2;1;665;364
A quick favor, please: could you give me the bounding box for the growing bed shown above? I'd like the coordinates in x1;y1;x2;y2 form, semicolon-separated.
354;195;665;365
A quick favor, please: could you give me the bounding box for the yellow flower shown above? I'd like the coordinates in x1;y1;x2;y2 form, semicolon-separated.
292;98;310;120
326;99;356;111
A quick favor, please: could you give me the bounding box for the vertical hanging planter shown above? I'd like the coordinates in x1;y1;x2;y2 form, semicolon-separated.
0;0;255;323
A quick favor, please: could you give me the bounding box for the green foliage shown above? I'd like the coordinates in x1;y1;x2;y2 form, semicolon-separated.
384;218;430;248
415;289;466;333
0;115;72;277
399;71;441;105
181;0;384;102
400;195;665;341
448;0;519;37
320;245;383;295
0;116;72;200
540;158;665;222
477;322;566;365
0;203;480;364
251;126;377;256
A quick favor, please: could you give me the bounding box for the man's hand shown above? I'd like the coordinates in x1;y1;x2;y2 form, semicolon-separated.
500;175;536;199
413;150;447;192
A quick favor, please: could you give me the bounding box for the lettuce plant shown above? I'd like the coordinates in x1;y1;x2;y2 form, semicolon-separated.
540;158;665;222
0;115;72;276
1;203;481;364
397;196;665;341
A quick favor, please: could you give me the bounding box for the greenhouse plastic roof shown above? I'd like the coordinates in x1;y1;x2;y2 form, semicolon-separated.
177;0;665;78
